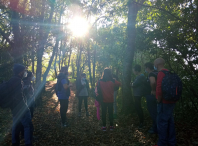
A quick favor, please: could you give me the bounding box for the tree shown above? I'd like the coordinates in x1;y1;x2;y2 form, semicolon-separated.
122;0;144;114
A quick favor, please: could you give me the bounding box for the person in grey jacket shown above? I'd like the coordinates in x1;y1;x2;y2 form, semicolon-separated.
76;73;90;117
131;64;146;129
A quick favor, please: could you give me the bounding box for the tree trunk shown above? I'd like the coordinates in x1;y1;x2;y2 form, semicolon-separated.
93;45;96;85
71;59;75;78
43;4;62;83
77;44;82;79
68;47;72;67
87;45;93;87
36;0;45;90
43;38;59;82
122;1;139;114
10;0;23;63
35;0;55;106
31;50;35;74
59;50;61;71
54;51;58;78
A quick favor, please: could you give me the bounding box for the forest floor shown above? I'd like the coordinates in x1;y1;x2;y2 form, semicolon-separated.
1;81;198;146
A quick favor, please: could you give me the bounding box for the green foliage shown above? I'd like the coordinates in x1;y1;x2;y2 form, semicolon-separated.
0;0;198;121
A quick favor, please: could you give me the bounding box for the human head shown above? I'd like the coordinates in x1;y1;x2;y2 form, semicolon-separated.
81;73;86;79
154;58;165;71
102;67;113;81
144;62;154;73
133;64;141;75
24;71;34;81
13;64;26;78
60;66;68;75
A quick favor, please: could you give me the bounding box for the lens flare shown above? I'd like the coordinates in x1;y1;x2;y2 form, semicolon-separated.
68;17;89;37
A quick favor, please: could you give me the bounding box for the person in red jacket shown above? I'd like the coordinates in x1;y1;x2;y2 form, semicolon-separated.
154;58;176;146
96;68;121;131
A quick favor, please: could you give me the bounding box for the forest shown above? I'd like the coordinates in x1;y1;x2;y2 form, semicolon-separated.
0;0;198;145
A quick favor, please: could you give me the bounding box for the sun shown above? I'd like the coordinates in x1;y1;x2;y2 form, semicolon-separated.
68;17;89;37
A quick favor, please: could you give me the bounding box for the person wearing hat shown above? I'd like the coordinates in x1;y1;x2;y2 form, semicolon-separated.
11;64;33;146
56;66;72;127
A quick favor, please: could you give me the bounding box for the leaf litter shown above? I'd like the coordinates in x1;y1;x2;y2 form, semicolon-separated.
1;81;198;146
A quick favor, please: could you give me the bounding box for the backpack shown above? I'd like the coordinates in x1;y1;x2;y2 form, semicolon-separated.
144;71;158;95
0;81;12;108
55;77;70;97
161;70;182;101
94;80;103;102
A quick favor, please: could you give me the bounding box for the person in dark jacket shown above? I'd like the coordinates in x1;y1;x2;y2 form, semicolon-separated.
96;68;121;131
131;64;146;129
76;73;90;117
10;64;33;146
144;62;158;134
57;66;71;127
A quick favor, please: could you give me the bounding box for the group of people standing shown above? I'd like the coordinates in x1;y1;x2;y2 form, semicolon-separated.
4;57;178;146
56;68;90;128
55;58;177;146
131;58;177;146
56;66;121;131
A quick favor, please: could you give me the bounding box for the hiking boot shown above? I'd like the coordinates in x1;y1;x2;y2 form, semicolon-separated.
78;112;81;117
138;123;144;129
86;112;90;116
110;126;115;131
101;127;107;131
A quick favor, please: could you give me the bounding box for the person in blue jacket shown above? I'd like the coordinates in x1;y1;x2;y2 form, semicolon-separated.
56;66;71;127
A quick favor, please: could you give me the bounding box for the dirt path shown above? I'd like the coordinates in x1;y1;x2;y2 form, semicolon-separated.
3;81;196;146
32;81;158;146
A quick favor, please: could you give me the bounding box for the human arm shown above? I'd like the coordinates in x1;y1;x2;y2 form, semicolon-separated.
132;75;145;87
114;80;121;86
149;76;156;95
